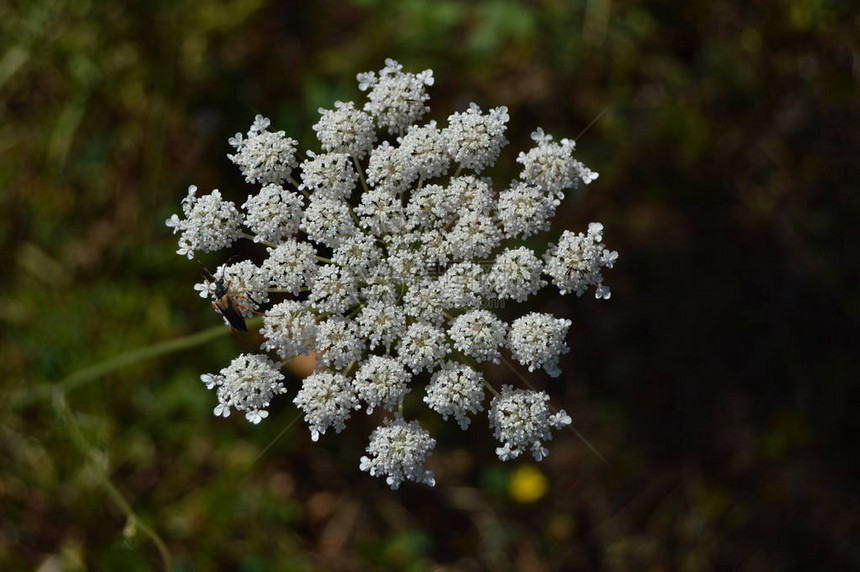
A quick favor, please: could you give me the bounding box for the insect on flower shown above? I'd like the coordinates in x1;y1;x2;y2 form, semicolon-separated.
198;258;250;331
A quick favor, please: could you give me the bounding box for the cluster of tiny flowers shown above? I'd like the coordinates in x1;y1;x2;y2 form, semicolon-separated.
228;115;299;186
544;222;618;299
200;354;286;424
359;417;436;489
168;59;618;489
508;313;572;378
489;385;573;461
165;185;243;258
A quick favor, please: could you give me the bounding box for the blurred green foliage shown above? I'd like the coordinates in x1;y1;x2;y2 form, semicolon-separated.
2;0;858;569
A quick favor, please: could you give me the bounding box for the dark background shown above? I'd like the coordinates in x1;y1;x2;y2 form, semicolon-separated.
2;0;858;569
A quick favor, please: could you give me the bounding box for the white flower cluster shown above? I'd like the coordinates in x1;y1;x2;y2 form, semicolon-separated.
359;417;436;489
228;115;299;186
424;362;485;429
489;385;573;461
165;185;243;258
544;222;618;299
200;354;286;424
169;59;618;489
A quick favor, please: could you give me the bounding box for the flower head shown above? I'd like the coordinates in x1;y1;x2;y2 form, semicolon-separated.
201;354;286;424
358;58;434;135
260;300;317;359
487;247;546;302
497;181;559;239
300;151;358;200
424;362;485;429
353;355;411;413
448;309;508;364
396;322;448;373
261;239;319;295
543;222;619;298
508;313;572;377
228;114;299;185
165;185;242;259
170;59;618;488
313;101;377;159
293;371;359;442
444;103;510;172
242;184;303;244
359;417;436;489
489;385;572;461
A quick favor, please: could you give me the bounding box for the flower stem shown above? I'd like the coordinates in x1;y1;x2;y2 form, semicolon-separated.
481;377;501;399
242;232;277;248
61;397;174;571
353;156;369;194
20;325;232;405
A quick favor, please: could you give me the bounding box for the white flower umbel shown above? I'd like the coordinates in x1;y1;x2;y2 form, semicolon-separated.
166;185;242;259
438;261;486;310
358;58;434;135
516;128;599;198
397;322;448;373
300;151;358;200
405;183;458;230
293;371;360;442
402;278;446;326
332;234;383;276
424;362;485;429
448;310;507;363
444;103;510;172
543;222;619;299
508;313;572;378
301;196;358;248
228;114;299;186
313;101;377;160
497;181;559;239
487;247;546;302
357;300;407;350
447;212;502;260
353;355;411;414
413;229;450;267
447;175;495;215
309;265;359;314
242;183;303;244
356;187;407;236
384;245;428;284
359;417;436;490
314;316;365;370
260;300;317;360
488;385;572;461
201;354;286;424
261;239;319;295
397;121;450;179
170;58;618;488
366;141;418;191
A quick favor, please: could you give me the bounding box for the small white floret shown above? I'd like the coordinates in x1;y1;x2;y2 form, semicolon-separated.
424;362;485;429
294;371;360;441
200;354;286;424
488;385;572;461
353;355;411;413
507;312;572;377
359;417;436;489
448;310;507;363
228;115;299;185
165;186;242;259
